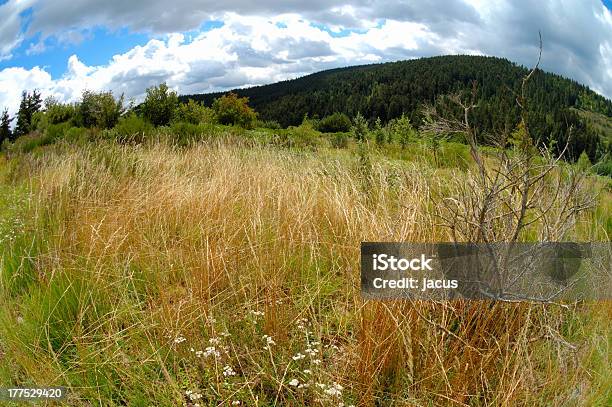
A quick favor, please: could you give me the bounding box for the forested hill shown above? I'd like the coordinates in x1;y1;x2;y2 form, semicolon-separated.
182;55;612;161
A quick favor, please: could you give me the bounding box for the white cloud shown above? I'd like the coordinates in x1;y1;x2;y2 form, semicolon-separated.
0;0;34;60
0;66;52;114
0;13;466;115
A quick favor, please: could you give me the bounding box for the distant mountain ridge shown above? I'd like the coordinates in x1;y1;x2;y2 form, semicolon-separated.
182;55;612;161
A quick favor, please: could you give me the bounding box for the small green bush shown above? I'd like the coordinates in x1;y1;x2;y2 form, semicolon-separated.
46;100;78;125
141;83;179;126
317;113;351;133
351;112;369;142
173;99;215;125
64;127;89;144
387;114;416;147
46;122;71;141
114;114;154;142
212;92;257;129
593;159;612;177
255;119;282;130
7;121;71;153
169;122;214;146
77;90;124;129
285;124;322;150
330;132;349;149
438;142;471;169
577;151;592;171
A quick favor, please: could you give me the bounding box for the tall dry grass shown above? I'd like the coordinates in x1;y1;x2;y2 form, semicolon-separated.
0;138;609;406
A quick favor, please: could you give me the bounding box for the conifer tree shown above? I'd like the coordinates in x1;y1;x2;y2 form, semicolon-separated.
0;108;13;143
351;112;369;143
14;90;43;138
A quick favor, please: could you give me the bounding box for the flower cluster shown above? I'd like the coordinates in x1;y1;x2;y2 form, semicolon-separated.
323;382;343;397
296;317;308;331
0;215;26;244
223;365;236;377
185;389;202;401
292;353;305;361
262;334;276;350
192;346;220;358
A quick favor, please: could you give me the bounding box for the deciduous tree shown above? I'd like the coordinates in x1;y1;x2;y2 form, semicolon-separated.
141;83;178;126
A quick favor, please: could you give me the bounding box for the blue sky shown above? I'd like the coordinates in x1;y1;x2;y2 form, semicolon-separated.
0;21;224;78
1;0;611;115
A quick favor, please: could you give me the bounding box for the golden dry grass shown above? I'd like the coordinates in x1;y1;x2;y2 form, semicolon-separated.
0;138;610;406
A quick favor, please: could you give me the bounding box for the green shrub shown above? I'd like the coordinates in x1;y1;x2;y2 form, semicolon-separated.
330;132;349;148
174;99;215;125
114;114;154;142
437;142;471;169
577;151;592;171
141;83;179;126
47;122;71;139
351;112;369;142
45;98;78;125
64;127;89;144
270;132;293;148
78;90;125;129
288;123;322;150
30;111;49;133
593;159;612;177
317;112;351;133
9;123;89;153
255;119;282;130
6;122;70;153
169;122;214;146
373;117;386;145
387;114;416;147
212;92;257;129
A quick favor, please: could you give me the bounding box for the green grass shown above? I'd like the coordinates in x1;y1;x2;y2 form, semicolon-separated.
0;127;609;406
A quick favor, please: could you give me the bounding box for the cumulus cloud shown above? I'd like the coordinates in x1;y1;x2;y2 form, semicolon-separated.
0;0;610;116
0;13;453;115
0;0;34;60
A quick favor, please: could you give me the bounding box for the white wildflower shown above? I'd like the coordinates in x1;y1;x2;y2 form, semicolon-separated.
205;346;220;357
223;365;236;377
324;382;343;397
292;353;306;361
185;390;202;401
288;379;300;387
174;336;186;344
262;335;276;349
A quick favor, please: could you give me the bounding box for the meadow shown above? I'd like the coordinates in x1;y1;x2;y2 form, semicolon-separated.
0;124;610;406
